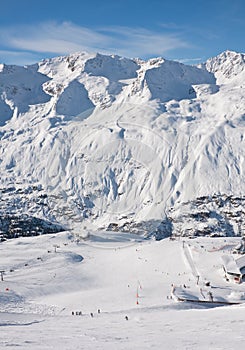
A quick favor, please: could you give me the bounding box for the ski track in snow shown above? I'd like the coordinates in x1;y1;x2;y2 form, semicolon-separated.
0;232;245;349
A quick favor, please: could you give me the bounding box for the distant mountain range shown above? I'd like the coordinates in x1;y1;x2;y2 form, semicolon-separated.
0;50;244;239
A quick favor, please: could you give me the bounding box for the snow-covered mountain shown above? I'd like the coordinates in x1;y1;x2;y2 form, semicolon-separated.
0;50;244;238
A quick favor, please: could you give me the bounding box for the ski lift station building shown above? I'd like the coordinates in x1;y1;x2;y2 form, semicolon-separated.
222;254;245;283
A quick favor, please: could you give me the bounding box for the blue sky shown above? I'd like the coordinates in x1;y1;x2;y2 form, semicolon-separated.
0;0;244;65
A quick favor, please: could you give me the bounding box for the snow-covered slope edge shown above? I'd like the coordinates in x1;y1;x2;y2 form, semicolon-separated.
0;50;244;238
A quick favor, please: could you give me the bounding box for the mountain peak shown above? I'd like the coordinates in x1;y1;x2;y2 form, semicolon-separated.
205;50;245;83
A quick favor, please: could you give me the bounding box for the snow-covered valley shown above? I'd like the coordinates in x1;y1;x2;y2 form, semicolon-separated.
1;232;245;349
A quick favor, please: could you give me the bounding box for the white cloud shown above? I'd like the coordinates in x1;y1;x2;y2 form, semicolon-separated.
0;21;190;63
177;57;204;64
100;26;189;57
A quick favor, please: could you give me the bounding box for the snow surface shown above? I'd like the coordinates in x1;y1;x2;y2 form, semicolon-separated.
1;232;245;349
0;50;245;348
0;50;244;232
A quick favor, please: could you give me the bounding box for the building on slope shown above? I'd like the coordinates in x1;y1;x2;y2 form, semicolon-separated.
222;254;245;283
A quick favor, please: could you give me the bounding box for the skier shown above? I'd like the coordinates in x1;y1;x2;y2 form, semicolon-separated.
208;291;213;302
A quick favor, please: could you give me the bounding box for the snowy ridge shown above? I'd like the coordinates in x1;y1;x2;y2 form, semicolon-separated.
0;50;244;236
205;50;245;84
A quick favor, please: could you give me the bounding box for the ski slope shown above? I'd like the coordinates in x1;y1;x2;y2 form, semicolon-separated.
1;232;245;349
